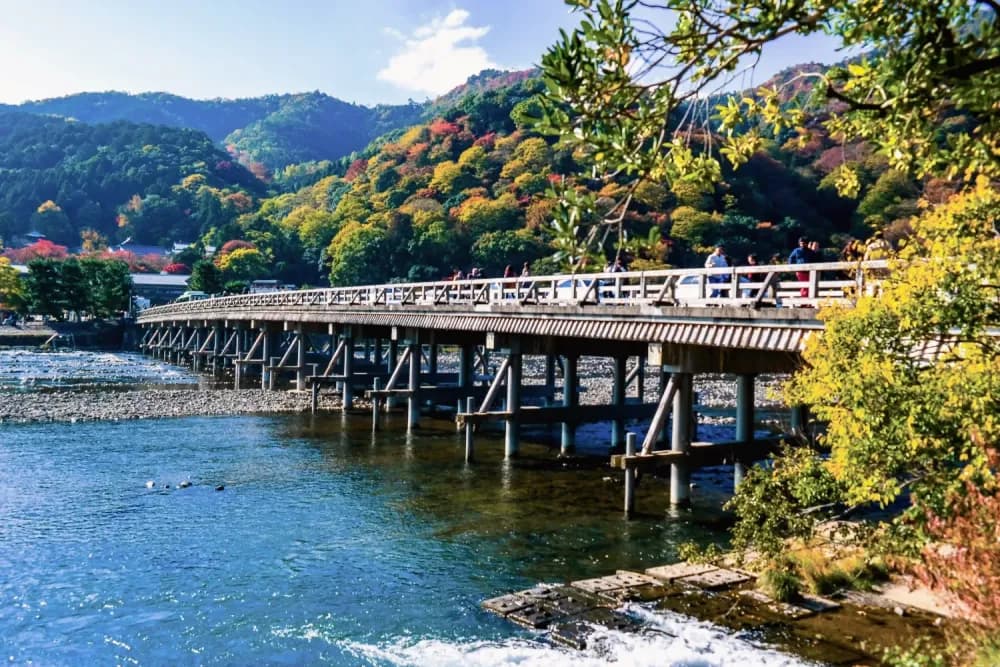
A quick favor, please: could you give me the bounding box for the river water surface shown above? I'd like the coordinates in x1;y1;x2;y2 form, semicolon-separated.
0;351;813;665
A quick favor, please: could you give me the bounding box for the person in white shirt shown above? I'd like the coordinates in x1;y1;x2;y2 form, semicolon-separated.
704;245;728;297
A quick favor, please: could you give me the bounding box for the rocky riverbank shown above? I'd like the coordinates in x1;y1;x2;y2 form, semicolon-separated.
0;350;793;425
0;388;343;424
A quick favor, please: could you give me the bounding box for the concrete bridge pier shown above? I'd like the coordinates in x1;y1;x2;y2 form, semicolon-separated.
458;343;474;388
504;339;522;459
211;323;223;375
670;372;694;506
611;354;627;450
791;404;809;441
561;354;578;455
191;328;202;372
341;330;355;411
734;373;755;488
407;340;421;431
544;354;556;402
232;325;244;389
294;326;307;391
635;355;645;402
261;325;278;390
427;335;438;377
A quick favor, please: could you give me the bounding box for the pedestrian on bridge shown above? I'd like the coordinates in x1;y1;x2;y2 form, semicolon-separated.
704;245;728;298
788;237;817;297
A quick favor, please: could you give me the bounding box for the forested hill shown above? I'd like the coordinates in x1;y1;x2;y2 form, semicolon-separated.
0;110;264;247
224;93;424;172
240;68;923;288
10;71;538;174
16;92;278;142
0;64;926;290
13;91;424;173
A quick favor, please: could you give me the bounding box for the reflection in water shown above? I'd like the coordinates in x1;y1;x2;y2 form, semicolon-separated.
0;352;813;665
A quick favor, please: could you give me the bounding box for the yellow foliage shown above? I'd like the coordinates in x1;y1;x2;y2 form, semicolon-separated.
396;125;427;149
785;178;1000;512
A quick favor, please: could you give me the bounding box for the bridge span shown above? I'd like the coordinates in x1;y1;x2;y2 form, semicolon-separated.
137;261;880;510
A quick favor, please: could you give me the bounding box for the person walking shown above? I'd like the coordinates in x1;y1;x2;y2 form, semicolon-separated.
704;244;728;298
788;237;815;298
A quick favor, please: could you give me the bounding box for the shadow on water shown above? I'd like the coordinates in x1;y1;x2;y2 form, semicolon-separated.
275;411;734;584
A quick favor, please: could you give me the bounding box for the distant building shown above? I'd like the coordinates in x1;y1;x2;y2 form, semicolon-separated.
132;273;190;304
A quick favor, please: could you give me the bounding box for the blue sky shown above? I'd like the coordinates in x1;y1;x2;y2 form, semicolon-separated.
0;0;848;105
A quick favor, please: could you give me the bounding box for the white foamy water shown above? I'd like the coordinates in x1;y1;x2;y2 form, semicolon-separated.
0;349;197;388
331;607;814;667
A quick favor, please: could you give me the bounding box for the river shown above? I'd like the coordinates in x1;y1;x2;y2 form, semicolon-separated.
0;350;813;665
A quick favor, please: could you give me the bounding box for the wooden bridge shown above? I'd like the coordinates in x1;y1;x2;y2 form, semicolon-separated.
137;260;883;511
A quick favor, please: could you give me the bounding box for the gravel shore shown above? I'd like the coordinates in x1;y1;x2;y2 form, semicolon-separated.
0;388;343;424
1;353;789;425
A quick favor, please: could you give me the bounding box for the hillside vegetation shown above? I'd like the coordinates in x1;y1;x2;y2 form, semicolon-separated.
0;67;924;289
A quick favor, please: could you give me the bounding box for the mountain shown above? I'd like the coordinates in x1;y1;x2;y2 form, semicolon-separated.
223;93;424;173
17;91;278;141
1;64;915;288
0;109;263;247
14;91;424;174
11;71;536;174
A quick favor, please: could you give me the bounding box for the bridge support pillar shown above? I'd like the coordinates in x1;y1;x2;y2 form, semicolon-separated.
212;323;224;375
624;432;637;516
428;339;438;377
791;404;809;441
387;337;400;410
561;354;578;455
261;325;276;389
670;372;693;506
407;342;420;431
173;326;183;366
544;354;556;402
635;355;645;402
342;332;354;411
734;373;755;489
191;329;202;372
459;344;474;389
295;327;307;391
505;342;522;459
233;327;244;389
612;355;627;450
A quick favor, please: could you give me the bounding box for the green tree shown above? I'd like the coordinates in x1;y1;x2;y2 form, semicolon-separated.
25;259;65;320
217;247;269;282
0;257;25;312
58;259;89;320
81;258;132;318
471;229;545;275
782;179;999;539
189;260;224;294
326;222;390;286
535;0;999;253
856;170;920;230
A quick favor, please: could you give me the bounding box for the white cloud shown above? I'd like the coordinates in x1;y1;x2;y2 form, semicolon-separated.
377;9;498;97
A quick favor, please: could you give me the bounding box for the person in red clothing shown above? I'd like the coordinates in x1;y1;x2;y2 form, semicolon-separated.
788;237;817;297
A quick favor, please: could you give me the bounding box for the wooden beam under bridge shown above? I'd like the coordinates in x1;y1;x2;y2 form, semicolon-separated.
610;435;791;472
456;401;659;427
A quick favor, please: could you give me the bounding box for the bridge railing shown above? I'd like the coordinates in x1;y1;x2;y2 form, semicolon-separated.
138;260;888;320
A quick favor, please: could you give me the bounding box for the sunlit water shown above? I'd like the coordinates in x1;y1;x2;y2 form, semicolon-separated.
0;351;813;665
